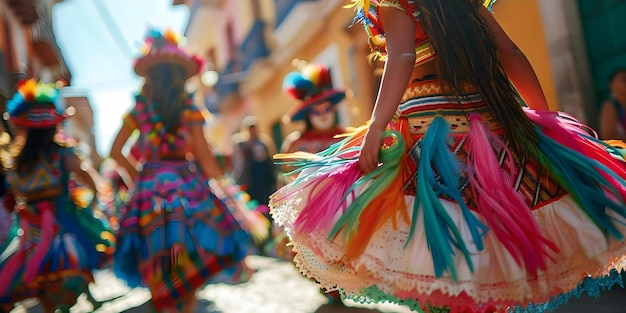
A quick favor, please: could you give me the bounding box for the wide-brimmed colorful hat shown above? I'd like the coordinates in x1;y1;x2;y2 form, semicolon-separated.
133;28;204;79
5;79;73;128
282;63;346;122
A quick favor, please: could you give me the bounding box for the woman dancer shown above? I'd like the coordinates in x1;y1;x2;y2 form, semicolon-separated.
0;79;115;313
111;29;249;313
271;1;626;312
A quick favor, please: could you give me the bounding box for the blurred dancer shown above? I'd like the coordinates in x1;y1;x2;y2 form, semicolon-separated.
231;116;277;254
110;29;249;313
281;62;347;156
0;79;115;313
231;116;277;207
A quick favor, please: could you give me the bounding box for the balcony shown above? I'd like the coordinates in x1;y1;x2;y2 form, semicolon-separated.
239;20;270;71
274;0;316;29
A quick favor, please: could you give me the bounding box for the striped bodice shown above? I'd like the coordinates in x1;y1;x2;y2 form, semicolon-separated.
7;151;64;197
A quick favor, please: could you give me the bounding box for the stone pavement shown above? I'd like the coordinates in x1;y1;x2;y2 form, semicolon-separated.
10;256;411;313
9;255;626;313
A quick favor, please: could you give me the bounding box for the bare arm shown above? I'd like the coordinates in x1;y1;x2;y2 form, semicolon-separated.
359;7;416;173
189;124;224;179
478;6;549;110
599;101;620;140
110;123;139;180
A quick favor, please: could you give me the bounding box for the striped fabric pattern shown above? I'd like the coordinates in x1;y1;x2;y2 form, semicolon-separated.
113;160;249;309
0;149;114;306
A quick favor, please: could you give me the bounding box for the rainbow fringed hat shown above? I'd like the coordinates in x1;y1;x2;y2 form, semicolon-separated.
282;63;346;122
133;28;204;79
5;79;72;128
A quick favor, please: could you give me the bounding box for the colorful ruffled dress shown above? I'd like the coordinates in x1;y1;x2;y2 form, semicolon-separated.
270;1;626;312
112;95;250;309
0;147;115;305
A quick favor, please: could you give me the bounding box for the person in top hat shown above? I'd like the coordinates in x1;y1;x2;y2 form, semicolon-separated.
275;62;350;307
281;62;348;155
0;79;115;313
110;28;250;313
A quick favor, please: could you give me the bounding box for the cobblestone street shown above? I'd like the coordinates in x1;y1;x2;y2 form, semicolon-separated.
10;256;411;313
10;255;626;313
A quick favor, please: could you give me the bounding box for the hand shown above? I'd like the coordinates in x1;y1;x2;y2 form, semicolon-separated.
359;126;384;174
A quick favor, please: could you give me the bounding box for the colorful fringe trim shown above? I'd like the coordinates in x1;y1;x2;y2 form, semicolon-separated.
271;106;626;312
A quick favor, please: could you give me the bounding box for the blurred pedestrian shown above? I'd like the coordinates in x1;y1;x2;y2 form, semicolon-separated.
231;116;277;254
231;116;277;207
599;68;626;140
271;0;626;312
0;79;115;313
110;29;250;313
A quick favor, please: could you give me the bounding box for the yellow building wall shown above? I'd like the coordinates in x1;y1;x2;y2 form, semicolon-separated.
492;0;559;110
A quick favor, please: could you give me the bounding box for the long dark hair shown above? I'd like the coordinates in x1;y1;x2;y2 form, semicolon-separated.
142;63;189;133
13;127;60;172
415;0;538;152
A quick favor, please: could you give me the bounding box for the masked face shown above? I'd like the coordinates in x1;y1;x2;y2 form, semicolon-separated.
309;101;335;130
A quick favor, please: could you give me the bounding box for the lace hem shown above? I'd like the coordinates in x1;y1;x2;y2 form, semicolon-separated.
291;240;626;312
272;193;626;312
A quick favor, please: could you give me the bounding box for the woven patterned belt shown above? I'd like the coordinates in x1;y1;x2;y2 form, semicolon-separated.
15;185;63;203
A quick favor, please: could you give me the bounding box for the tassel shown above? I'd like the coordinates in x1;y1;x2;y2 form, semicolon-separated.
525;109;626;239
23;205;54;283
466;114;558;274
412;117;487;280
292;161;362;235
483;0;497;11
604;140;626;161
327;131;407;259
274;124;369;180
534;134;626;239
